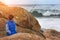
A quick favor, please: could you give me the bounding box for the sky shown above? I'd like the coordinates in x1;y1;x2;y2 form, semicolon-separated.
0;0;60;5
0;0;60;15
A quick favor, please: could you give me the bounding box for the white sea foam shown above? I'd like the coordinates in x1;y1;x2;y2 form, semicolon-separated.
36;17;60;31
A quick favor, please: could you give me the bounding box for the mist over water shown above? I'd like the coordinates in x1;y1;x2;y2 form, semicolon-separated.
36;17;60;31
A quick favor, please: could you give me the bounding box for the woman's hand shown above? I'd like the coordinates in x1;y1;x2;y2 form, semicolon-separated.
7;30;11;34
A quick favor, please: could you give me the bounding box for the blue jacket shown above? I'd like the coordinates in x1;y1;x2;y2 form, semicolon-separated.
6;20;16;36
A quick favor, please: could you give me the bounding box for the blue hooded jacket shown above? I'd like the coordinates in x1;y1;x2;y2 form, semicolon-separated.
6;20;16;36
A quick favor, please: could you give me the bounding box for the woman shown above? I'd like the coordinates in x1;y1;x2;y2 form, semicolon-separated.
6;15;17;36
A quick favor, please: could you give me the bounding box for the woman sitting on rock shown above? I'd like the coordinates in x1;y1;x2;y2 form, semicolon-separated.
6;15;17;36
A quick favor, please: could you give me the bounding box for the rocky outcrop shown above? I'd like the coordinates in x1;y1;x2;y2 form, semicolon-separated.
43;29;60;40
0;2;41;37
0;33;45;40
0;2;41;32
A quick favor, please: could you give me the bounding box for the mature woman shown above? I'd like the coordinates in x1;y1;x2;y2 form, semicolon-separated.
6;15;17;36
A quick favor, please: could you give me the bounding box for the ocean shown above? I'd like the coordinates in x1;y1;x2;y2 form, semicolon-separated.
36;17;60;31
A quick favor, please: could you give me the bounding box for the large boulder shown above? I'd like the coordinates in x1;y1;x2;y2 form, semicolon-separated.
43;29;60;40
0;2;41;37
0;33;45;40
0;2;41;31
9;7;41;31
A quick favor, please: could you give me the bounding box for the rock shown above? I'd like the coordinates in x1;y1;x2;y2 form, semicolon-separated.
0;2;41;31
0;2;41;37
16;26;46;39
0;33;45;40
9;7;41;32
43;29;60;40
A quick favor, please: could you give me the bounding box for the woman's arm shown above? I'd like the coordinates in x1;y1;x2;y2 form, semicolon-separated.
15;22;17;32
6;24;11;34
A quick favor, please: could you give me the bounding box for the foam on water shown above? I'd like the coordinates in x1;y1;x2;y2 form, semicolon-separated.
36;17;60;31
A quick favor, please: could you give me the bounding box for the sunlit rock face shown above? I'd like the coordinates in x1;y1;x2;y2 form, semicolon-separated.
0;2;41;37
9;7;41;31
43;29;60;40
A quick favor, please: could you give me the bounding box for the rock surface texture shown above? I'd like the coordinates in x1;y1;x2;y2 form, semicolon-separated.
43;29;60;40
0;33;45;40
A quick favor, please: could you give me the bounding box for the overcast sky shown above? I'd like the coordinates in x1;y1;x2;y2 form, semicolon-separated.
0;0;60;5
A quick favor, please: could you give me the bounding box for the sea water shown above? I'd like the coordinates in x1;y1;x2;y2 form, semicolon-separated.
36;17;60;31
